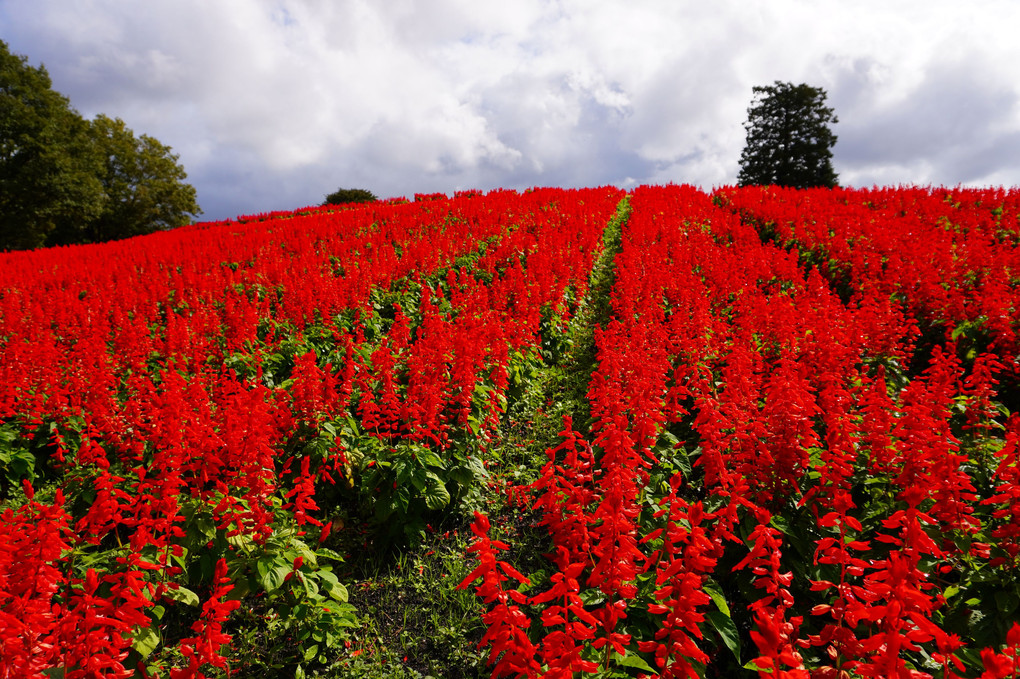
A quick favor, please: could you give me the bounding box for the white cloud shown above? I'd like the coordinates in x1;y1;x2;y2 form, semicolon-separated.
2;0;1020;218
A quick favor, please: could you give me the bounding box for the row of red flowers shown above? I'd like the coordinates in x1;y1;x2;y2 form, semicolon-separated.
0;187;624;676
462;184;1020;678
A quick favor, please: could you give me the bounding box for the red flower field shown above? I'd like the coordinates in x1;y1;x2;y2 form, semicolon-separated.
2;184;1020;678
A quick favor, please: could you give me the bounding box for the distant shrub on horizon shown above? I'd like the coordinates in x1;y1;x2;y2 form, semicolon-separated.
322;187;378;205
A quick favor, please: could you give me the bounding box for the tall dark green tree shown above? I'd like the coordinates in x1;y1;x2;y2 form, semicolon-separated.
737;81;839;189
0;41;103;250
0;40;201;251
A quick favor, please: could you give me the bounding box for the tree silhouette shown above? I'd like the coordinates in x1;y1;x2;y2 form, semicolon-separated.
737;81;838;189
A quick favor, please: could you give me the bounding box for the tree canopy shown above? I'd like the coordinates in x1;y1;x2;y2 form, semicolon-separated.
322;188;378;206
737;81;838;189
0;40;200;251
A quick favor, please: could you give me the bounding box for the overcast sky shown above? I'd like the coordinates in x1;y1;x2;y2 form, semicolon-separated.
3;1;1020;221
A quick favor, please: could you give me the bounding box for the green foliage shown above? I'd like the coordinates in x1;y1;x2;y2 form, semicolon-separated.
0;40;200;251
737;81;839;189
224;531;359;675
354;436;487;548
49;114;201;245
125;497;359;676
323;188;378;206
0;40;104;250
0;423;36;494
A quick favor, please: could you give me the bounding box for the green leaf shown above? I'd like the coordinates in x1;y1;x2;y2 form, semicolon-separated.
132;625;160;658
393;459;412;485
290;539;317;568
316;568;338;587
424;477;451;510
448;465;475;487
706;609;741;664
262;564;291;594
193;513;217;540
315;547;345;562
302;574;321;600
745;659;773;673
330;581;349;603
417;448;446;468
951;322;972;341
317;570;349;603
322;600;360;624
466;455;488;479
770;514;791;535
164;585;200;607
611;650;657;673
227;531;254;552
702;579;732;617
